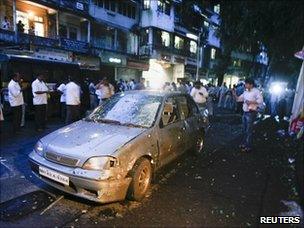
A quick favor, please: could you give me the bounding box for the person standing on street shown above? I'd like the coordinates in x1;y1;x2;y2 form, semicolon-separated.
134;77;146;90
218;82;228;108
65;77;81;124
190;81;209;113
8;73;24;133
57;79;67;122
95;78;115;104
32;74;49;131
233;78;263;152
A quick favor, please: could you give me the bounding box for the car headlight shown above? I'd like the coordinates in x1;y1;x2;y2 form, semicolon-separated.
82;156;118;171
34;141;44;156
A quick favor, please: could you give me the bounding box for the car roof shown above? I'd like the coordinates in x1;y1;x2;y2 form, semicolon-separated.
120;90;187;97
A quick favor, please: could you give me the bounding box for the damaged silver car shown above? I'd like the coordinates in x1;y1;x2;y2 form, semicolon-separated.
28;91;206;203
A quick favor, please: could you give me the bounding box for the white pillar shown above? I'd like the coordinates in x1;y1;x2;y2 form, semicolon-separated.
114;28;117;49
115;67;118;80
56;11;59;38
13;0;16;32
87;20;91;43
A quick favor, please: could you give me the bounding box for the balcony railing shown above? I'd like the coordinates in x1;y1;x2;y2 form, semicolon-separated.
60;37;89;53
17;33;59;48
0;29;16;43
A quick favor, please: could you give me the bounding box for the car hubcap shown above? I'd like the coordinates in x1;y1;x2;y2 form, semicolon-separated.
197;138;204;153
138;166;150;194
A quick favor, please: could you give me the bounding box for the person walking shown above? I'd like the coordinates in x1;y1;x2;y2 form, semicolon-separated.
8;73;24;133
233;78;263;152
65;77;81;124
190;81;209;113
32;74;49;131
218;82;228;108
89;80;97;109
235;82;245;114
57;79;67;122
224;86;233;109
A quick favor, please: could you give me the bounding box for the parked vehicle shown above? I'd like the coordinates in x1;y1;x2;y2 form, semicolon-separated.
28;91;207;203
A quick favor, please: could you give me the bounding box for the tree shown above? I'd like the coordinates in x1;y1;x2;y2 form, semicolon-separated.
215;0;304;84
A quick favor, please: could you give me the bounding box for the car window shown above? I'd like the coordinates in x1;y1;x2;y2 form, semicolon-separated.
188;97;199;116
176;96;190;120
161;97;179;127
87;93;162;128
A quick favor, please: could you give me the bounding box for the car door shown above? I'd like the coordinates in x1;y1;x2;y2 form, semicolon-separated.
157;96;185;167
184;96;205;150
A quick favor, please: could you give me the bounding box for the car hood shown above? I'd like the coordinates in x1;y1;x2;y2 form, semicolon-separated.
41;120;146;161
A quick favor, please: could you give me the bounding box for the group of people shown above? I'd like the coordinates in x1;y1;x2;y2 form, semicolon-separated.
2;15;35;34
160;78;263;152
7;72;264;152
6;74;147;133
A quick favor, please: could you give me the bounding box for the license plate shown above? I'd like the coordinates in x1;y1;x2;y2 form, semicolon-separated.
39;166;69;185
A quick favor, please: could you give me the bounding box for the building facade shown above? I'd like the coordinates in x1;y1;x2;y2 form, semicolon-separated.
0;0;220;91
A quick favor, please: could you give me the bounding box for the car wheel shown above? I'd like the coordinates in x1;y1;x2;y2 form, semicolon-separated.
127;158;152;201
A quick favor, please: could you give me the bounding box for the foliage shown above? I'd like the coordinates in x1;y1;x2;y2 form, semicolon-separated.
215;0;304;82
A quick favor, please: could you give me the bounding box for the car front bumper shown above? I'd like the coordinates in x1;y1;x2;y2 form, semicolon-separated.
28;151;131;203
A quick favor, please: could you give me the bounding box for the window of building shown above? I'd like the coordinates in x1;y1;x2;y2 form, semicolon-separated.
174;36;184;50
140;29;149;45
143;0;150;10
16;10;29;33
110;0;116;11
93;0;103;7
157;0;171;16
190;40;197;53
59;25;67;38
211;48;216;59
104;0;110;10
122;3;127;16
214;4;220;14
118;2;123;14
69;27;78;40
161;31;170;47
131;6;136;19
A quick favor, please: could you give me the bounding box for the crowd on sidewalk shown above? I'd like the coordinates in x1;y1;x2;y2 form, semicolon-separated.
1;71;301;153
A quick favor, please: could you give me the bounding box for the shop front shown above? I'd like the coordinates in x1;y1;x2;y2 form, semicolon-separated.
0;49;80;117
142;53;185;89
96;49;127;83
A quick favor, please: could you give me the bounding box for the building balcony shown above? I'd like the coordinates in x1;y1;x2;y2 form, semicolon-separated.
60;37;89;53
0;29;16;43
17;33;59;48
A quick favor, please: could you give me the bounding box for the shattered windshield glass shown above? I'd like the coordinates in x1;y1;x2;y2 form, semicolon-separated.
86;93;163;128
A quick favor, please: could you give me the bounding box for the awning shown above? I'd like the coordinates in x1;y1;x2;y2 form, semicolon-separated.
0;53;80;67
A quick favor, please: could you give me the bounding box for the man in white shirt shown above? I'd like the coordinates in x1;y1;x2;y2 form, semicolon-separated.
2;16;10;30
57;80;67;122
32;74;49;131
234;78;263;152
190;81;209;113
65;77;81;124
8;73;24;133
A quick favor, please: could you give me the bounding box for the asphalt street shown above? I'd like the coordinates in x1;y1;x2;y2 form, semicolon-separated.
0;112;303;227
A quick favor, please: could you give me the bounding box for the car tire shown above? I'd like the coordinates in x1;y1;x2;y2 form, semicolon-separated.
127;158;152;201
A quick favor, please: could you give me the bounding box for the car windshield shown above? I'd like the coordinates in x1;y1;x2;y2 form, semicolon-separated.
86;93;163;128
